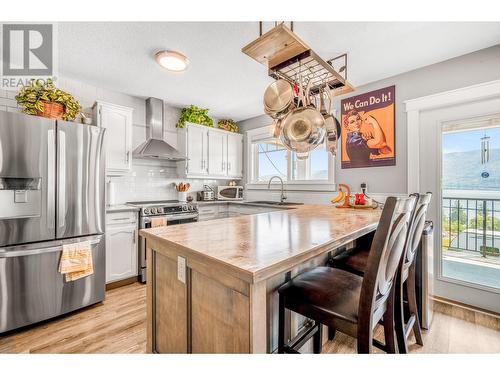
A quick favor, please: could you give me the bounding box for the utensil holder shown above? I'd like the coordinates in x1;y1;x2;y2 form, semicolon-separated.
178;191;187;202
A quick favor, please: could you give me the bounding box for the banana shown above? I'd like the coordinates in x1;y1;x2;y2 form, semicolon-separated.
331;191;345;204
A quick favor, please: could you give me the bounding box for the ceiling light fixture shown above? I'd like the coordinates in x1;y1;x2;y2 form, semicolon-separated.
155;50;189;72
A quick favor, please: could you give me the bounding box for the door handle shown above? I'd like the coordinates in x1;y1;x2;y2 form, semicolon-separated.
0;238;101;258
57;129;66;229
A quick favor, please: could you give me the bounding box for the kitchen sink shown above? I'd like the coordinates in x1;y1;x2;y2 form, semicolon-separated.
247;201;304;206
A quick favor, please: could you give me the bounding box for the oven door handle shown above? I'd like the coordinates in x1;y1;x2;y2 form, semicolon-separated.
142;213;199;224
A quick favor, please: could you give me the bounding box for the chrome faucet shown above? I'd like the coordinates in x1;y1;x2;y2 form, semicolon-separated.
268;176;287;203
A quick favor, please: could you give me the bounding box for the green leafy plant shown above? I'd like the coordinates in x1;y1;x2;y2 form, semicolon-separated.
176;105;214;128
15;78;81;121
217;119;239;133
480;246;499;257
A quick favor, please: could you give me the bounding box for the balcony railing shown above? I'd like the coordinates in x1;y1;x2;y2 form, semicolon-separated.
442;196;500;256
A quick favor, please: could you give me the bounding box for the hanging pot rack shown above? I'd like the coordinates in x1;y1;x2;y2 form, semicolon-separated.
242;22;354;97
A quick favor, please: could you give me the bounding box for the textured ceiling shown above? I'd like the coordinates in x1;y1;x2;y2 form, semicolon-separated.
58;22;500;120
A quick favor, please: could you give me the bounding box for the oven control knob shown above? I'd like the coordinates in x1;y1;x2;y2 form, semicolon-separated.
143;208;150;215
157;207;164;214
189;205;194;211
151;207;157;214
182;205;188;212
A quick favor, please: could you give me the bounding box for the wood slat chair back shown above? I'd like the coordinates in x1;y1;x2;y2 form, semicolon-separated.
403;193;432;273
358;196;416;342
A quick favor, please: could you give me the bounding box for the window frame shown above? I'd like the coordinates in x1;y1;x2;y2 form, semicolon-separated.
246;124;336;191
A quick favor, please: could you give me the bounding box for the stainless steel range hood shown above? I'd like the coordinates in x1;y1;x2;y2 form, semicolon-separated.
133;97;185;160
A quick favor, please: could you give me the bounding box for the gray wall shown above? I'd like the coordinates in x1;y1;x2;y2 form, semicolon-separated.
239;44;500;194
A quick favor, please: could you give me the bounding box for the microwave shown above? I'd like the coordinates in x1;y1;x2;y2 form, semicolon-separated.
217;186;244;200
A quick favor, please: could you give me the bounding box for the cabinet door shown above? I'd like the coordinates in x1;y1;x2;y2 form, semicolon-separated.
105;224;137;283
208;131;227;176
227;134;243;178
187;125;208;175
98;104;133;173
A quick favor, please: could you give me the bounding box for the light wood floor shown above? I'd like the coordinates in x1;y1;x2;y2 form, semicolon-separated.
0;282;498;354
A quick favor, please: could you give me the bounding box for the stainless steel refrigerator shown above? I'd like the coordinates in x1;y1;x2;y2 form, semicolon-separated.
0;111;106;334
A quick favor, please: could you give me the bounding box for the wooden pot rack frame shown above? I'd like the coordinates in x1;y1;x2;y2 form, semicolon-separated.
242;23;354;97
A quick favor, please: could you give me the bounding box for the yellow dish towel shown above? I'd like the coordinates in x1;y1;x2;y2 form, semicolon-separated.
58;241;94;282
151;217;167;228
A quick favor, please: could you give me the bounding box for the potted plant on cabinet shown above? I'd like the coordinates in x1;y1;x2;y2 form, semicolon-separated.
176;105;214;128
217;119;239;133
15;78;81;121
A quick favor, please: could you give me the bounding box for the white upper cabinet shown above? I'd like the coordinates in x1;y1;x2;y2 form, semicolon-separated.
178;123;243;179
227;132;243;178
185;123;209;176
208;131;227;177
93;101;133;175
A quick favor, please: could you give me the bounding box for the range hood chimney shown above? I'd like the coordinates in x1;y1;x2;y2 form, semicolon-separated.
133;97;185;160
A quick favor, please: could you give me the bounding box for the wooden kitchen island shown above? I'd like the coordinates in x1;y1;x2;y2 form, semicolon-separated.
139;204;381;353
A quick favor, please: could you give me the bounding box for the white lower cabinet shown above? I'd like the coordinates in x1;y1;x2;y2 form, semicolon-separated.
105;211;138;283
198;205;220;221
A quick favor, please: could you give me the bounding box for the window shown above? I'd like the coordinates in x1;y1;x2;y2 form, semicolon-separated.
256;138;288;181
247;125;334;189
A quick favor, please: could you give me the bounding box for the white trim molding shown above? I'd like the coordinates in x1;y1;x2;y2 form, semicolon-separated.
245;124;335;191
404;79;500;194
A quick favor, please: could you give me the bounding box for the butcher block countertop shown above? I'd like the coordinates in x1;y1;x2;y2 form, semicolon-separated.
139;204;381;284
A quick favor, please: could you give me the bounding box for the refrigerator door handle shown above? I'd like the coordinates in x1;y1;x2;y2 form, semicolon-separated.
0;238;101;258
57;128;66;230
47;128;56;230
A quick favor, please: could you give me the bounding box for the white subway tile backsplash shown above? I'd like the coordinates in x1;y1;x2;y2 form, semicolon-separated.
6;91;17;99
0;97;16;107
108;160;227;204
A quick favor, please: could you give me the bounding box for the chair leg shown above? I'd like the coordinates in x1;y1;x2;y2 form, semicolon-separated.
357;322;373;354
278;293;286;354
407;267;424;346
313;323;323;354
328;326;336;341
394;275;408;354
382;307;397;354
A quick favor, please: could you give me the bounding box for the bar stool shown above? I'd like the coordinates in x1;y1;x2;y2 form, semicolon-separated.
277;196;415;354
330;193;432;353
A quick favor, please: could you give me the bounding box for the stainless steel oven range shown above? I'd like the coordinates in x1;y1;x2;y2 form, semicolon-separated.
127;200;198;283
